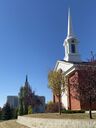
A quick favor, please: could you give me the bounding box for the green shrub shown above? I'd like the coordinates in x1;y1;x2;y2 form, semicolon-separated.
0;110;2;120
61;109;85;114
28;105;32;114
46;101;59;113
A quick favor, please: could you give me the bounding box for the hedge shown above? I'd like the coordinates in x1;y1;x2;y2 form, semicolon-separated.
61;109;85;114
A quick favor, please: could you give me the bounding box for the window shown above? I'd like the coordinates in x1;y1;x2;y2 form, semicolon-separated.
71;44;76;53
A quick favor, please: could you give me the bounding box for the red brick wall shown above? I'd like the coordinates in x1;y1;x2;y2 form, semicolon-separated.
69;70;96;110
70;97;81;110
69;71;81;110
54;68;96;110
53;95;59;103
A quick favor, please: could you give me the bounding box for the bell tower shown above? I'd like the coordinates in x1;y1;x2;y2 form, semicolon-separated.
63;9;81;62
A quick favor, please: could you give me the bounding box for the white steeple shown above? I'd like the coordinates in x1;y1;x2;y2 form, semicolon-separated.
63;9;81;62
67;8;74;37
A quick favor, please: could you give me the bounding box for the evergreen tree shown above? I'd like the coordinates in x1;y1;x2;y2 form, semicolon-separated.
2;102;13;120
12;107;18;119
18;86;24;115
18;75;34;115
0;107;2;120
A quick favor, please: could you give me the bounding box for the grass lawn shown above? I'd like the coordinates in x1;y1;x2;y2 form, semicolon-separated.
24;113;96;119
0;120;29;128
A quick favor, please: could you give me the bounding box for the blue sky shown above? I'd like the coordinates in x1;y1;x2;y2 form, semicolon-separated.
0;0;96;107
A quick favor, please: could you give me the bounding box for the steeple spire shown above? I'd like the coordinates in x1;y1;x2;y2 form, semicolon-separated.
63;8;81;62
26;75;28;83
67;8;73;37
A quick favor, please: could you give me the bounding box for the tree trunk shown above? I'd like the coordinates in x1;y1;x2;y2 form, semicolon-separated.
89;96;92;119
58;94;61;115
89;109;92;119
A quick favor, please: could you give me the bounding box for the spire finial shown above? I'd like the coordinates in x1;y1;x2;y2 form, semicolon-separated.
67;8;73;37
26;75;28;83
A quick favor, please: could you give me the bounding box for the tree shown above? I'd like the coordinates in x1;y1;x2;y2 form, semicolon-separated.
70;62;96;119
2;102;13;120
18;86;24;115
28;105;32;114
18;76;35;115
18;85;34;115
48;70;66;115
0;107;2;120
12;108;18;119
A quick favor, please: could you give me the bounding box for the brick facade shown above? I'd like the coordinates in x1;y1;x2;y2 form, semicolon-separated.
69;70;96;110
53;95;59;103
68;71;81;110
54;69;96;110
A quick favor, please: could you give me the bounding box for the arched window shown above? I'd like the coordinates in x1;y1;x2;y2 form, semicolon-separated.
71;44;76;53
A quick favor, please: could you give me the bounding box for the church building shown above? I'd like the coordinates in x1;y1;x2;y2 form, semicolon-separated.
54;9;96;110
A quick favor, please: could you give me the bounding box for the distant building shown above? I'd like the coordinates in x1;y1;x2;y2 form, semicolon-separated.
7;96;18;108
33;95;45;113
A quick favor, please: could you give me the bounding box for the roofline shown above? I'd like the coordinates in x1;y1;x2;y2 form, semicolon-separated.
54;60;96;76
54;60;74;70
